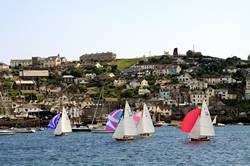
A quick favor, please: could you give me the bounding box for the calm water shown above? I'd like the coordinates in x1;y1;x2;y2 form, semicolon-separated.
0;125;250;166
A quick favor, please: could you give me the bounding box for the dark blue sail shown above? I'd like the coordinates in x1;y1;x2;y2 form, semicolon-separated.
48;113;61;129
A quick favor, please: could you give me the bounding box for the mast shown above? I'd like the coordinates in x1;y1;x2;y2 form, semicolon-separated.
91;87;104;125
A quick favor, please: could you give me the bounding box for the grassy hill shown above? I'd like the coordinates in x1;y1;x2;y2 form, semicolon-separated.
114;58;140;70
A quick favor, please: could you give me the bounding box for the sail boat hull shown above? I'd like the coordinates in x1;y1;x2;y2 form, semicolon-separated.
140;133;153;137
115;136;135;141
55;132;68;136
191;137;210;142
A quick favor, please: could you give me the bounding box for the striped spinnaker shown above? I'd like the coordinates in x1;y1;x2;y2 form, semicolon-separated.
105;109;123;131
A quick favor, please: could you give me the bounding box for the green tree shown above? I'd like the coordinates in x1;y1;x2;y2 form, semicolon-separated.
121;89;135;98
25;93;37;101
79;84;87;93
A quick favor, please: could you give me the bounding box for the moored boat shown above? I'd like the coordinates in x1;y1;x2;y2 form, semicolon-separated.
35;127;45;131
91;126;113;133
13;128;36;133
154;121;165;127
212;115;225;127
0;129;15;135
72;125;91;132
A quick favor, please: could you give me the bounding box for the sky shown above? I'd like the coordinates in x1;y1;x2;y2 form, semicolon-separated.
0;0;250;64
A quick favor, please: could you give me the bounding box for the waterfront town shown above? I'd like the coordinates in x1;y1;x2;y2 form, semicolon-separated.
1;49;250;128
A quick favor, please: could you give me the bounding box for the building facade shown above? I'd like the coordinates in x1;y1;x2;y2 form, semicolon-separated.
245;77;250;99
80;52;116;62
0;62;9;71
10;59;32;68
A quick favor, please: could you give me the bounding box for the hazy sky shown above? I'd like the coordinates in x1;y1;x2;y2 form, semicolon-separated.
0;0;250;64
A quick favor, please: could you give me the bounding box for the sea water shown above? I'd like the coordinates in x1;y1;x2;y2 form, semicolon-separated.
0;125;250;166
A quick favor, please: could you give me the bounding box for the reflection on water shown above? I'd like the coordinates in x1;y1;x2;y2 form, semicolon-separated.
0;125;250;165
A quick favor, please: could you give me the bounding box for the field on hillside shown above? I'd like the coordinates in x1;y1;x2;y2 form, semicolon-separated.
114;58;140;70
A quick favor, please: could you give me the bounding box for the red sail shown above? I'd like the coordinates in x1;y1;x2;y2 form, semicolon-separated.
181;108;201;133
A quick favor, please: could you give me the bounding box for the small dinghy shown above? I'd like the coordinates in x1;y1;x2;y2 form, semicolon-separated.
112;101;138;141
181;100;215;142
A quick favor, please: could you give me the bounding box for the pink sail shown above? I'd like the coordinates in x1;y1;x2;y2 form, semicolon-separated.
181;108;201;133
133;112;141;126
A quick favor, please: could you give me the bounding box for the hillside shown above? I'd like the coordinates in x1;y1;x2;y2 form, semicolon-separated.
114;58;140;70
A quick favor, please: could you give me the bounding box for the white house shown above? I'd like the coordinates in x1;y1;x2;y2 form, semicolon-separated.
223;68;237;73
202;75;237;85
187;79;208;90
95;62;103;68
177;73;192;83
113;79;127;87
85;73;96;80
190;91;209;106
205;87;215;98
0;62;9;71
214;89;228;100
107;73;115;78
138;88;150;95
14;104;44;118
128;80;140;89
19;70;49;78
140;79;149;87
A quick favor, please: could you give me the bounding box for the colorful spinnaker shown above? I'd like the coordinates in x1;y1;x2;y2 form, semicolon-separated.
181;108;201;133
105;109;123;132
48;113;61;129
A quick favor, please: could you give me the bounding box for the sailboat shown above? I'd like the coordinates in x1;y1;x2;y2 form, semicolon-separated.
181;100;215;141
137;103;155;137
212;115;225;127
53;107;72;136
112;101;138;141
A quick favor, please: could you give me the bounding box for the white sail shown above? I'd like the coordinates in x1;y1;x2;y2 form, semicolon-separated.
54;118;62;135
212;115;217;125
112;101;137;139
61;107;72;133
200;101;215;136
189;101;215;139
112;118;125;139
189;116;201;139
54;107;72;135
137;103;155;135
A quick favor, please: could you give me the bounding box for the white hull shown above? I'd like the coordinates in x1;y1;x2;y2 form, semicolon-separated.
14;128;36;133
215;123;225;127
0;130;15;135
